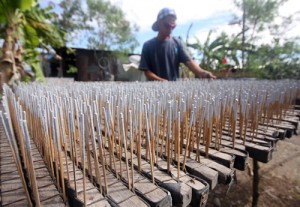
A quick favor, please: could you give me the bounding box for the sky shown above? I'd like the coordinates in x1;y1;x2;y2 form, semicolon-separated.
41;0;300;55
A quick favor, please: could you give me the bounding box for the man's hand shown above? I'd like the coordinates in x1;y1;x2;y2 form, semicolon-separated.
185;60;216;80
204;71;216;80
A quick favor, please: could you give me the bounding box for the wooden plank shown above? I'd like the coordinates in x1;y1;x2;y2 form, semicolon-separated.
126;154;192;207
155;158;210;207
0;123;30;207
101;151;172;207
183;141;235;169
40;195;66;207
66;147;148;207
62;154;112;207
1;188;28;206
219;147;249;171
218;134;273;163
29;139;66;206
175;157;218;191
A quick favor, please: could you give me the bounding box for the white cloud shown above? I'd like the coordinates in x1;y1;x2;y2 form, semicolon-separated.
111;0;239;32
41;0;299;51
188;0;300;45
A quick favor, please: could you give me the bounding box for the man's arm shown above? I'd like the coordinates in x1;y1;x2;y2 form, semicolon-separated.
185;60;216;79
144;70;167;81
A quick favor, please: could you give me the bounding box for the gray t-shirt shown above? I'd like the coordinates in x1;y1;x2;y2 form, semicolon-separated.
139;37;191;81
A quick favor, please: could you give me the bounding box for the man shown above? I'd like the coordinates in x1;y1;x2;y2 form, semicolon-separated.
139;8;216;81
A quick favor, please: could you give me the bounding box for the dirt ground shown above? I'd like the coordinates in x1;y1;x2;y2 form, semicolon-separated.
207;128;300;207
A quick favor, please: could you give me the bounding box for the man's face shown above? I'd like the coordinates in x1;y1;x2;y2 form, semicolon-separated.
159;15;176;35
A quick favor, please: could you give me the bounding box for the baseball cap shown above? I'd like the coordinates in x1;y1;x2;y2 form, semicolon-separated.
152;8;177;31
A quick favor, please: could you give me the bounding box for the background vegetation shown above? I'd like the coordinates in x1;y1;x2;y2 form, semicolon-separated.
0;0;299;83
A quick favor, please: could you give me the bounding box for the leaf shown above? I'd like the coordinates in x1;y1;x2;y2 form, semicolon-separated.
23;24;40;47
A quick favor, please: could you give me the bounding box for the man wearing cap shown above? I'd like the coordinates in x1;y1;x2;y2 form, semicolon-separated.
139;8;216;81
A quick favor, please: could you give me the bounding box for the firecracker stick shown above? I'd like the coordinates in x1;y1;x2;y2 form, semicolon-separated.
88;106;102;193
70;103;80;167
149;104;156;165
53;115;67;202
47;103;56;174
173;105;178;162
67;111;78;196
167;102;172;173
189;108;196;158
207;103;214;158
94;112;108;194
195;109;201;162
120;112;131;189
117;108;123;179
21;115;41;206
144;106;150;161
177;111;181;179
43;106;55;179
137;100;142;172
59;107;70;181
171;105;176;165
242;103;249;145
82;104;93;182
11;103;28;168
80;113;87;207
231;101;237;149
115;105;123;175
188;105;195;158
145;106;155;183
108;103;118;173
129;110;134;189
74;100;82;167
149;110;156;167
182;105;188;154
0;112;33;207
103;107;118;178
50;110;61;193
216;99;222;150
182;109;194;171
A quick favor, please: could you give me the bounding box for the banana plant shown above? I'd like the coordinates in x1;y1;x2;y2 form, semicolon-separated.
0;0;65;87
187;30;255;71
187;31;231;70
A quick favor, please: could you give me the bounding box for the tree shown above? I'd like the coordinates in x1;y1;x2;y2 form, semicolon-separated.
52;0;90;46
52;0;139;53
0;0;65;86
234;0;300;79
86;0;139;52
249;39;300;79
52;0;139;80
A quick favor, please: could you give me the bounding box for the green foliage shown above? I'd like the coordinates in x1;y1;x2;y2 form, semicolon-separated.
187;0;300;79
86;0;139;53
0;0;37;23
248;40;300;79
0;0;66;84
53;0;91;45
23;4;65;48
66;65;78;74
31;61;45;82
